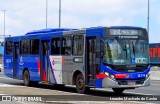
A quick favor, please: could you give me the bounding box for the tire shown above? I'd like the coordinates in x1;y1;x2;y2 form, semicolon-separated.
23;70;30;86
112;88;124;94
76;74;89;94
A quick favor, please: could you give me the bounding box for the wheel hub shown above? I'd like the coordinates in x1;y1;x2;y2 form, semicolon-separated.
78;79;84;89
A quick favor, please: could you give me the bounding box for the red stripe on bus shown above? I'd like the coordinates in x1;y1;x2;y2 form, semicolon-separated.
96;73;107;79
37;59;40;72
43;68;47;81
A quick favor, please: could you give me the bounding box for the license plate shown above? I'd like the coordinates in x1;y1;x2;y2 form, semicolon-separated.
128;81;135;85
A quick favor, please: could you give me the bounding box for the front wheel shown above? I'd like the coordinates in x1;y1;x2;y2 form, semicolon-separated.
76;74;89;94
112;88;124;94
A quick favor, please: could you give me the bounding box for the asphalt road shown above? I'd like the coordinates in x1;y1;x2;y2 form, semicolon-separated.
0;70;159;104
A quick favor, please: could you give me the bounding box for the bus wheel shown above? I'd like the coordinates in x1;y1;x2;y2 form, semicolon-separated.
23;70;30;86
76;74;89;94
112;88;124;94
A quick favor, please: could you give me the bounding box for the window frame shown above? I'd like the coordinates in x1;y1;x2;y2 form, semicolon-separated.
30;38;40;55
51;37;61;55
61;36;72;56
20;39;30;55
5;40;13;55
72;35;84;56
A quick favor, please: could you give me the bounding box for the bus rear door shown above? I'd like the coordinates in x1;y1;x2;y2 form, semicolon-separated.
40;40;50;83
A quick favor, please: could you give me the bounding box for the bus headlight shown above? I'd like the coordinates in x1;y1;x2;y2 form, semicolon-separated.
104;72;115;80
110;74;115;80
105;72;109;77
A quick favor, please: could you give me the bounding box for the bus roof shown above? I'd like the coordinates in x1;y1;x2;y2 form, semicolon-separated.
5;26;146;40
5;28;78;40
26;28;78;35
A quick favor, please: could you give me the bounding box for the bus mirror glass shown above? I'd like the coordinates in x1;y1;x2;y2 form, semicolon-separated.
100;39;104;58
96;52;101;58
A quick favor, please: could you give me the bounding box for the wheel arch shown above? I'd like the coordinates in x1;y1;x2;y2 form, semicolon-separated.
72;70;84;85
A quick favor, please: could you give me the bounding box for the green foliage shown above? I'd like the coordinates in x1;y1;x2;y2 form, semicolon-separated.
0;41;4;46
0;54;2;57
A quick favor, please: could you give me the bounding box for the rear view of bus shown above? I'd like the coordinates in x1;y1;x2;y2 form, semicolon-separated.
101;27;150;94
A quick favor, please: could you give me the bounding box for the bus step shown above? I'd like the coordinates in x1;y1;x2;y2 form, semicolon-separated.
89;79;96;82
85;85;95;88
39;81;49;84
13;77;18;79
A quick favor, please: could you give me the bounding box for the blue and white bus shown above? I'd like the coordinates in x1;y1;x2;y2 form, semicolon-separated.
4;26;150;94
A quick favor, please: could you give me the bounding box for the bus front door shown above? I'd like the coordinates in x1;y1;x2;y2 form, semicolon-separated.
86;37;97;85
40;40;50;83
13;42;19;78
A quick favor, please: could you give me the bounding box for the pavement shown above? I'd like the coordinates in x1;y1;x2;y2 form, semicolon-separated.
0;67;160;104
150;67;160;80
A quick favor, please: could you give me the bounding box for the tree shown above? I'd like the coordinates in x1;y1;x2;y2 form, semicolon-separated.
0;54;2;57
0;41;4;47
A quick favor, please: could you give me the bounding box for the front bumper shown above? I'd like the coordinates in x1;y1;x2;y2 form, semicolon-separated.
102;75;150;88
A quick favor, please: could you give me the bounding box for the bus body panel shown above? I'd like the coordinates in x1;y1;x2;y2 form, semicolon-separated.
18;56;40;81
62;56;85;85
49;55;63;84
61;30;86;85
102;76;150;88
4;55;13;78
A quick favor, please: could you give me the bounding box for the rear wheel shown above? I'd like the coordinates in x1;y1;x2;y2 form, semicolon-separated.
112;88;124;94
76;74;89;94
23;70;30;86
23;70;38;86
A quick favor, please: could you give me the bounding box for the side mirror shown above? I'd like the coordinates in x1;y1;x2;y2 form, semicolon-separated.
100;39;104;59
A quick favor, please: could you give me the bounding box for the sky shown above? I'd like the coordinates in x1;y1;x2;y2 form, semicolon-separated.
0;46;3;54
0;0;159;43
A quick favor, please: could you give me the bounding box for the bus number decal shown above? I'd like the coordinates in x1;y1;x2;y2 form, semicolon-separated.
137;74;145;78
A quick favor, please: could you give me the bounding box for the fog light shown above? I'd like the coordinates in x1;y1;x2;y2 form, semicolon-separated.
110;74;115;80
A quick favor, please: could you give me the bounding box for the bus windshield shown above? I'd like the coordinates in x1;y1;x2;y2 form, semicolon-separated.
103;39;149;65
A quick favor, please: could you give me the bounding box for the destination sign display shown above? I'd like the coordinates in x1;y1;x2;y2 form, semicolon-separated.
109;29;144;35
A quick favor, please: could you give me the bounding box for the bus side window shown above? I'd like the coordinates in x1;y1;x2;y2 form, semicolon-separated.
73;35;83;55
62;36;72;55
30;39;39;55
20;39;30;55
6;41;13;55
51;38;60;55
